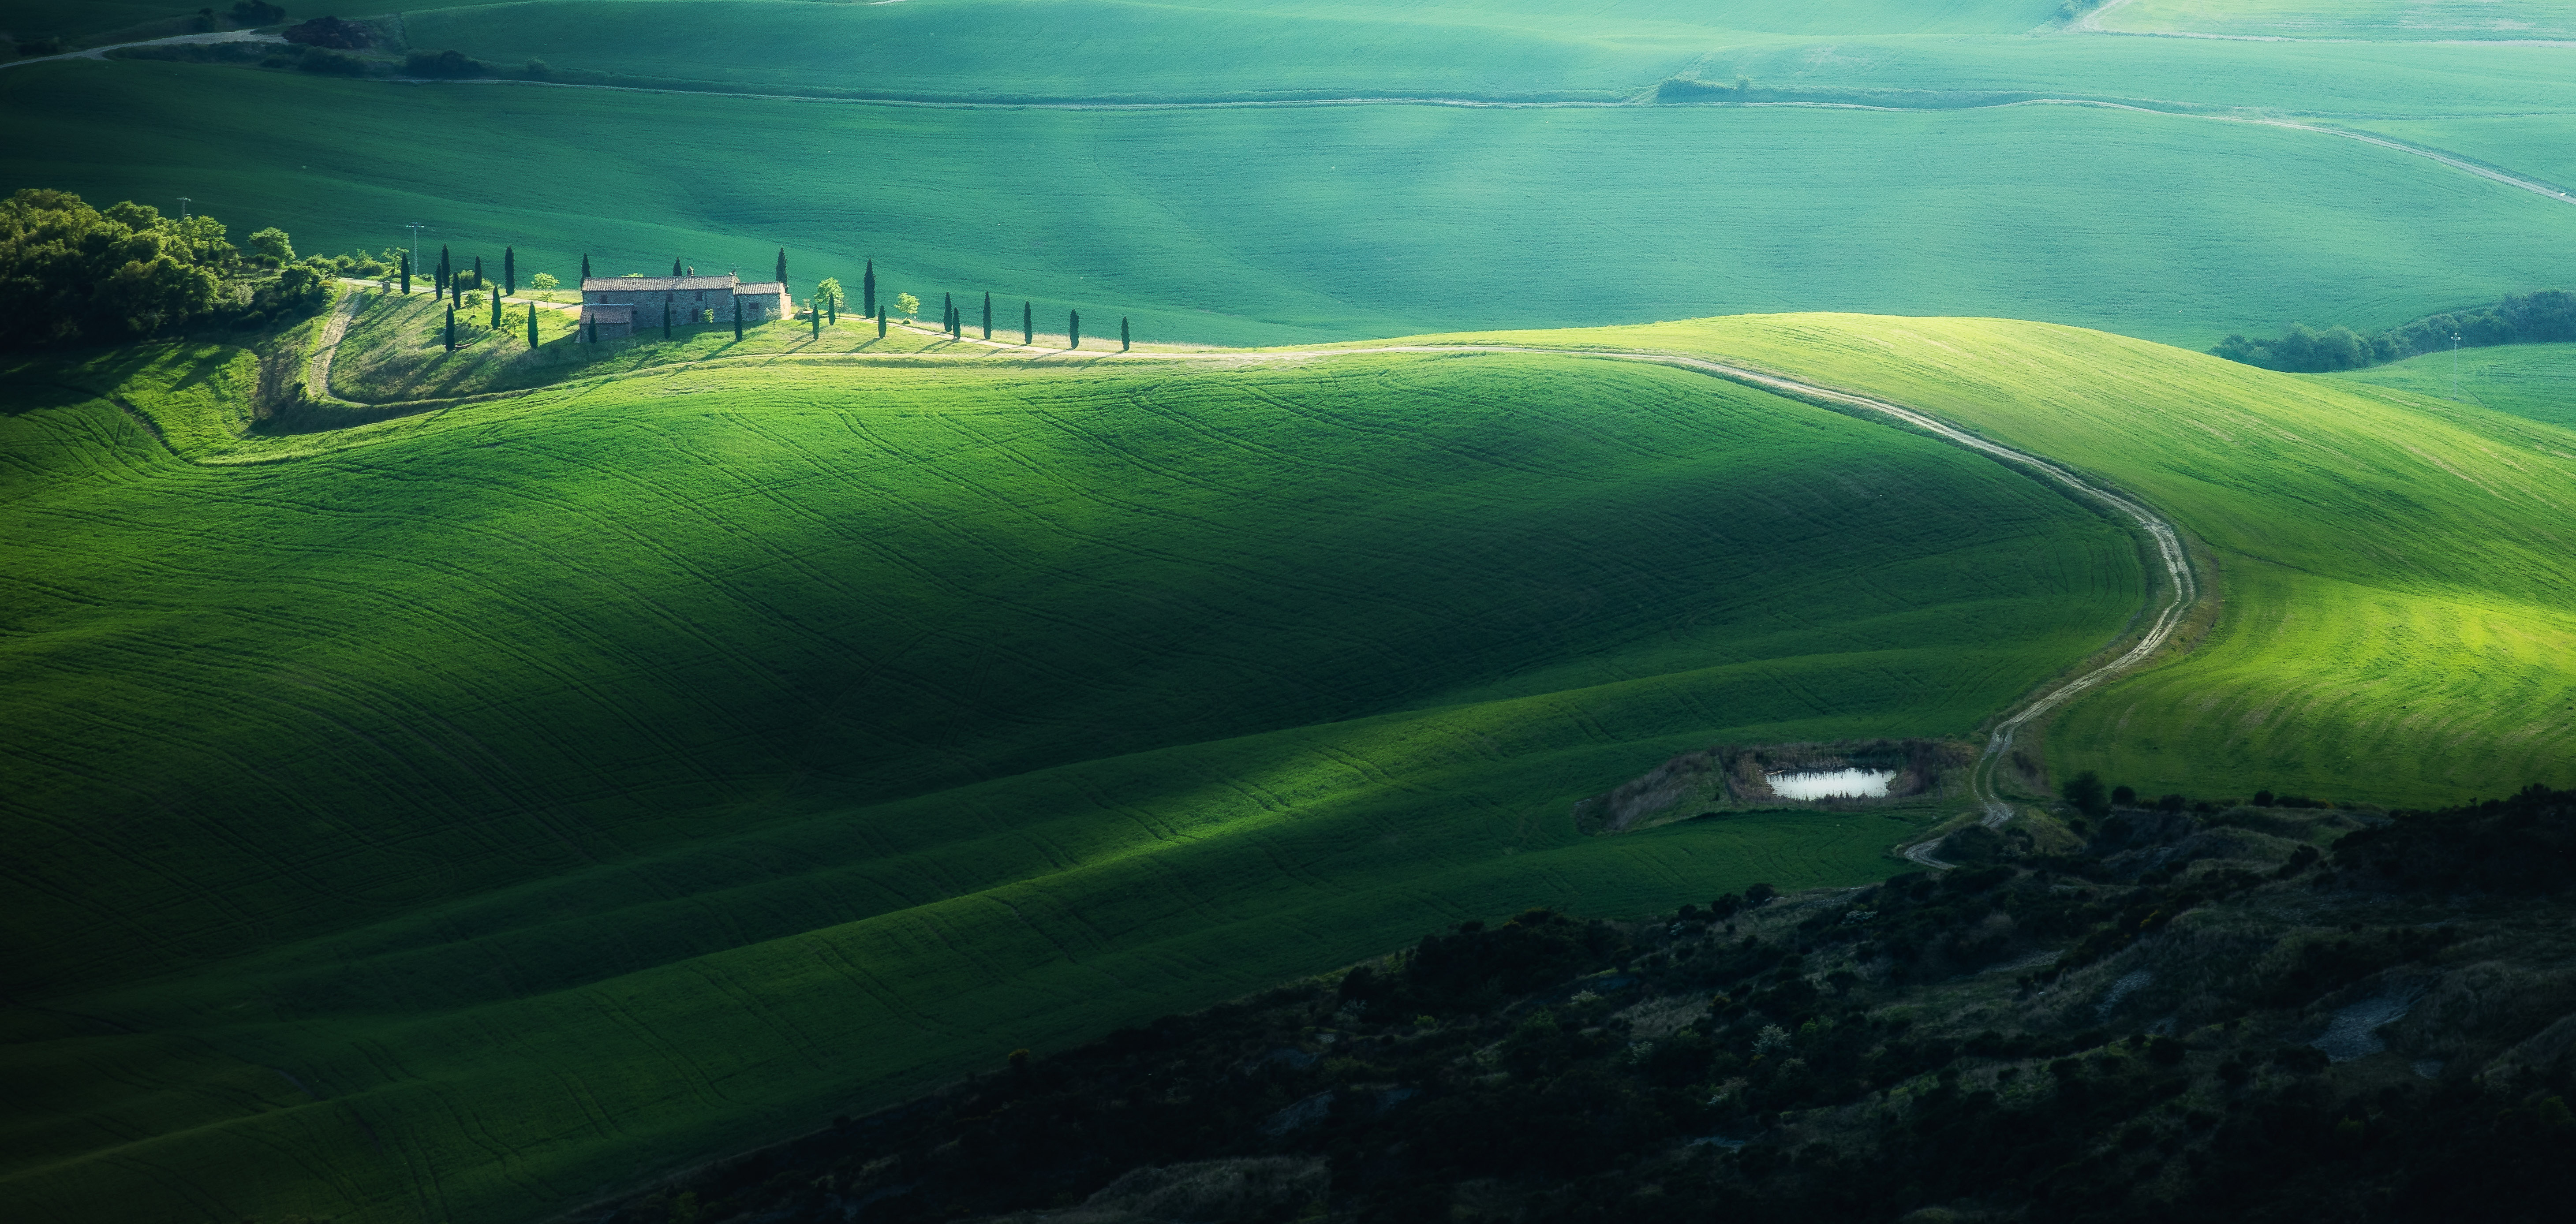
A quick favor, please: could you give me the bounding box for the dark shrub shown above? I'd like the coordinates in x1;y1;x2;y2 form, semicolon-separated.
404;49;485;78
2063;771;2109;819
284;16;374;49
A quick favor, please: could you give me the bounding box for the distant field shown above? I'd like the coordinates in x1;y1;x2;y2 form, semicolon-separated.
2346;115;2576;193
0;330;2142;1222
2097;0;2576;41
1422;315;2576;806
2329;340;2576;429
387;0;2576;115
11;60;2576;350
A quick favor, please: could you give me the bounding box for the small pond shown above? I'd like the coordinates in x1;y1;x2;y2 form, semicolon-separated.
1765;768;1896;800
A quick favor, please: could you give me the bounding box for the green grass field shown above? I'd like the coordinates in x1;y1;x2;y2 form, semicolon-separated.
2329;340;2576;430
2098;0;2576;40
0;322;2146;1222
389;0;2066;102
1416;315;2576;807
10;57;2576;352
8;3;2576;1219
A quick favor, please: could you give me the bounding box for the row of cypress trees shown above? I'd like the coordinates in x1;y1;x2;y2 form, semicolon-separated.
420;242;1139;355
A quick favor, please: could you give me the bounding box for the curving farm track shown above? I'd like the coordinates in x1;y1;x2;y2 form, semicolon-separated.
294;313;2203;865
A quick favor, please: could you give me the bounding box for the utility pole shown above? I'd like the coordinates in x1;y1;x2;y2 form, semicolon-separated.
176;197;191;220
2450;332;2461;399
404;224;432;284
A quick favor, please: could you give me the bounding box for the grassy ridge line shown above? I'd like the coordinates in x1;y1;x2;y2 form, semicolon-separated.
0;338;2142;1222
1396;314;2576;805
15;58;2576;349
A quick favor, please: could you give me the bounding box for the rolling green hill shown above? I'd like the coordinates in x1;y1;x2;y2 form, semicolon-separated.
8;57;2576;352
2329;339;2576;430
0;322;2145;1223
1420;314;2576;807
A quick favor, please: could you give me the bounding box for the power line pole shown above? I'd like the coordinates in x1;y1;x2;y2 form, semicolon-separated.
404;224;432;282
2451;332;2461;400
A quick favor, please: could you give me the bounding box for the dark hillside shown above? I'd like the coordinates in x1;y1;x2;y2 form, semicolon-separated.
590;787;2576;1224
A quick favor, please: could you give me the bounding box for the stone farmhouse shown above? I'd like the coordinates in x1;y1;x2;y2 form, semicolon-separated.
578;272;791;339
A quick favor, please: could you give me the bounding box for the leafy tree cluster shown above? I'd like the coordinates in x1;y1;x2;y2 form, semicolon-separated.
2212;289;2576;373
0;189;330;346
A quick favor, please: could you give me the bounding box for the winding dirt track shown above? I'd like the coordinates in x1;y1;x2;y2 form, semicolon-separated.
856;326;2205;858
295;315;2202;862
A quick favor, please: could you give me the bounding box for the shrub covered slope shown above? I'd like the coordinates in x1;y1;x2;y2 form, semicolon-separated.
576;786;2576;1224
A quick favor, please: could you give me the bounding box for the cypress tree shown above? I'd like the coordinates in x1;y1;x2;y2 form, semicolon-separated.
878;311;886;340
445;304;456;351
663;299;672;340
811;298;820;340
505;246;515;295
528;302;538;347
437;244;450;291
453;274;463;309
581;253;591;280
672;256;683;276
1069;310;1080;350
983;292;991;340
776;247;788;288
734;295;744;341
1121;316;1129;352
491;284;502;328
826;295;836;325
399;250;410;295
1023;301;1032;345
863;260;878;317
943;293;953;338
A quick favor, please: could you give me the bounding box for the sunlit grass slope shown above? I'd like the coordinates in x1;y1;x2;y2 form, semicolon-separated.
11;60;2576;350
1418;315;2576;806
0;334;2142;1222
2328;341;2576;430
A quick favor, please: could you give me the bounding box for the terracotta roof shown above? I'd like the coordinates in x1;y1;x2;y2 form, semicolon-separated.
581;275;737;291
732;281;786;295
